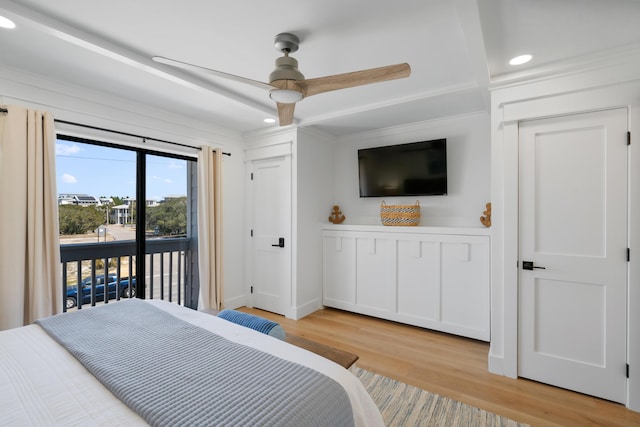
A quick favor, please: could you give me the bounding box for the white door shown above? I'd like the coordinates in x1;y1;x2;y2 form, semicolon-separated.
250;156;291;316
518;108;628;403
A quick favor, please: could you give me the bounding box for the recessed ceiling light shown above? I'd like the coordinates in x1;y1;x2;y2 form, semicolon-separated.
263;118;276;124
0;16;16;29
509;54;533;66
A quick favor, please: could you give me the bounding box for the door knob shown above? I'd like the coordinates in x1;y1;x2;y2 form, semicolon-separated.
272;237;285;248
522;261;545;270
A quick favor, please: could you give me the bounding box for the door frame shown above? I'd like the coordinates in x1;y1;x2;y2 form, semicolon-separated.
244;137;295;319
516;109;628;403
247;154;292;316
490;79;640;411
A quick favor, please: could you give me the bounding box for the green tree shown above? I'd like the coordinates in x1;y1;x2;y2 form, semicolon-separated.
111;196;125;206
146;197;187;236
59;204;105;235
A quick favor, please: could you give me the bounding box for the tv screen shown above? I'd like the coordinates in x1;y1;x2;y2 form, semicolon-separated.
358;139;447;197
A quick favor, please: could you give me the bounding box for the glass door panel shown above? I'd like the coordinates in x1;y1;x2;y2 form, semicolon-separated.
145;154;189;305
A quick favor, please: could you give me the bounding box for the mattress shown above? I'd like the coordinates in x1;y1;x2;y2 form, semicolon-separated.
0;299;383;426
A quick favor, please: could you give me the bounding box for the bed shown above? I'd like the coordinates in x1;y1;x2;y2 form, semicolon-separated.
0;299;383;426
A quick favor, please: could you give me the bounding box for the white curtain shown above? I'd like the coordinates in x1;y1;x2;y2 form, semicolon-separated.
197;145;223;311
0;105;62;330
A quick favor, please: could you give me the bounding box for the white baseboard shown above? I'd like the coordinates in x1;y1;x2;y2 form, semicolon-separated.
488;353;504;376
223;294;248;310
290;299;322;320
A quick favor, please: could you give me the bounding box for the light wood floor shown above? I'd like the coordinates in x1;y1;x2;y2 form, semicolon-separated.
239;306;640;427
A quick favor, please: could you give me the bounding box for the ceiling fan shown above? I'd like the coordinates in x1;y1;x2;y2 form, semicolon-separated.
153;33;411;126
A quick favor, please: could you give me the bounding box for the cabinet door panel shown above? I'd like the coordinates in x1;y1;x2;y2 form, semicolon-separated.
323;235;356;305
441;241;489;336
356;237;396;312
397;240;440;321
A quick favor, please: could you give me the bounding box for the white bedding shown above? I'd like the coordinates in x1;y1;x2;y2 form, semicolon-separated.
0;300;383;426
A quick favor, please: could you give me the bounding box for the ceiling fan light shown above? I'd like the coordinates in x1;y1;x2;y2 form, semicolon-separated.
269;89;303;103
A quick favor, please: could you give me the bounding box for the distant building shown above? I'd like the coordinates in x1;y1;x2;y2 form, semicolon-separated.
75;195;101;206
110;204;131;225
58;193;101;206
58;194;76;205
109;199;161;224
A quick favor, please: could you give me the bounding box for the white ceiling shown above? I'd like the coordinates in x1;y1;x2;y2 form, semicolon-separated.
1;0;639;136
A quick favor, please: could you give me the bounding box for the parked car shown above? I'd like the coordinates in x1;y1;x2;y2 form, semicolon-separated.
66;274;137;309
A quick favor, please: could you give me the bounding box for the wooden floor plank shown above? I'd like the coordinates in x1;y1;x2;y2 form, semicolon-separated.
239;306;640;426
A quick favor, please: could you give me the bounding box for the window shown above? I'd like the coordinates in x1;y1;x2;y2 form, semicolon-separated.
56;136;198;311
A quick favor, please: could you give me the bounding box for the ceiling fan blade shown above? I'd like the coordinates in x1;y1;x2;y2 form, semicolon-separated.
299;63;411;97
152;56;273;91
277;102;296;126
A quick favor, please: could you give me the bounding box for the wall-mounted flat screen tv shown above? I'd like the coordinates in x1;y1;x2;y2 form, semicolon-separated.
358;139;447;197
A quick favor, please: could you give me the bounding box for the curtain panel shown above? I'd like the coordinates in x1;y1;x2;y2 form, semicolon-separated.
197;145;223;311
0;105;62;330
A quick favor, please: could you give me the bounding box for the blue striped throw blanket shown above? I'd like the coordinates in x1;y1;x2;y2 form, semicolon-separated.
36;299;354;427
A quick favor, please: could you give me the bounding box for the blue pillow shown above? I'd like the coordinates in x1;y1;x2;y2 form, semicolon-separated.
217;309;286;341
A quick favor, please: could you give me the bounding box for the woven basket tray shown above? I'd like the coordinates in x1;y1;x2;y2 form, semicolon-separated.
380;201;421;226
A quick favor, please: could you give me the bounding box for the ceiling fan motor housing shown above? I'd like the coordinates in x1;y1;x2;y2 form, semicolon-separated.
269;56;305;83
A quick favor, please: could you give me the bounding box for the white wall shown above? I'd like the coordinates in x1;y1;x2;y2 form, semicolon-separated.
332;112;491;227
294;128;334;317
219;145;249;309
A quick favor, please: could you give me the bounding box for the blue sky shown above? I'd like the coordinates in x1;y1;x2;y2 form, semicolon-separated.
55;140;187;200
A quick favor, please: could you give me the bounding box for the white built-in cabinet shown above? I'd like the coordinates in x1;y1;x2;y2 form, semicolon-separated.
323;224;490;341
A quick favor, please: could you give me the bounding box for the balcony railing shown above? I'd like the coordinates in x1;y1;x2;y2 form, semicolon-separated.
60;237;194;312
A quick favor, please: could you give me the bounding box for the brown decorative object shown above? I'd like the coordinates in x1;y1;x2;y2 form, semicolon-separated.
328;205;346;224
380;201;421;226
480;202;492;227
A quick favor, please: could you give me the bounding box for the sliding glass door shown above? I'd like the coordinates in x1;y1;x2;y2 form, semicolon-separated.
56;136;198;311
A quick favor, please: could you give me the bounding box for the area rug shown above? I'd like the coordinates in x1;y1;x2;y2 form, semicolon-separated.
353;367;528;427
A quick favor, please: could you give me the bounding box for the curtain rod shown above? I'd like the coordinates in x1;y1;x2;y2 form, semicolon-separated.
54;118;231;156
2;110;231;156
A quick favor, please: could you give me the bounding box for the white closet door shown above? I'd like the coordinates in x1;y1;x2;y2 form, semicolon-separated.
518;108;628;403
250;156;291;316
